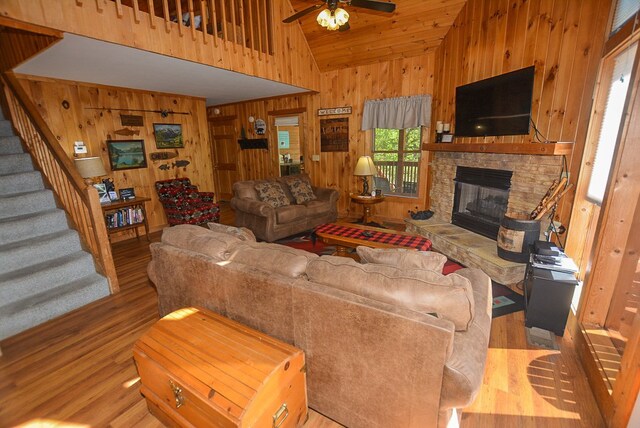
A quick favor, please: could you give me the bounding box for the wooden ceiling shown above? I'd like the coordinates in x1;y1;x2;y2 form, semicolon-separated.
287;0;467;71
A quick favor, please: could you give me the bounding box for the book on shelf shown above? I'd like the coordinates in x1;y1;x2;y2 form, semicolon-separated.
105;207;144;229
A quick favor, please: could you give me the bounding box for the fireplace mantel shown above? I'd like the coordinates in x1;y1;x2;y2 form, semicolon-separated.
422;142;573;156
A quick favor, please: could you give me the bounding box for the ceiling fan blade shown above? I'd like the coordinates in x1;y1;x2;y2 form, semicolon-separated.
338;21;351;31
348;0;396;13
283;4;324;23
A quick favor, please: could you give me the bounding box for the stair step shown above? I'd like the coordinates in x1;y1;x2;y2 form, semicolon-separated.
0;229;81;275
0;273;110;340
0;136;23;155
0;189;56;219
0;251;96;306
0;120;13;137
0;171;44;196
0;209;68;245
0;153;34;175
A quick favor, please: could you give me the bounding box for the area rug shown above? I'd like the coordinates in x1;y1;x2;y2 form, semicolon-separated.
275;232;336;256
492;281;525;318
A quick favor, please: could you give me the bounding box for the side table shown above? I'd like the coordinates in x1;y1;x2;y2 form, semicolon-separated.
349;193;385;225
101;196;151;241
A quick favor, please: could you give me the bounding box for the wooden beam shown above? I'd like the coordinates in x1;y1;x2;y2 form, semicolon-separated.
0;16;63;38
422;142;574;156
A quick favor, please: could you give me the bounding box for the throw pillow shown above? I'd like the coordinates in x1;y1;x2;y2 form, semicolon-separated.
356;246;447;273
207;222;256;242
254;182;290;208
285;177;317;204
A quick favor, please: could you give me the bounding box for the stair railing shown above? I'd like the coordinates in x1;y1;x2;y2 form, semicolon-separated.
1;72;119;293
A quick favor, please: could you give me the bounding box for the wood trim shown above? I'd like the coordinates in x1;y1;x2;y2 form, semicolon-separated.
422;142;574;156
267;107;306;116
212;90;317;108
0;16;63;37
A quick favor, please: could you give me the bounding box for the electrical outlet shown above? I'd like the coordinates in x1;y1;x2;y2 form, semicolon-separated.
311;154;320;162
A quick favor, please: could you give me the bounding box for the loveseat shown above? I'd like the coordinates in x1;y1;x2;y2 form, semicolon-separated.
147;224;492;428
230;173;339;242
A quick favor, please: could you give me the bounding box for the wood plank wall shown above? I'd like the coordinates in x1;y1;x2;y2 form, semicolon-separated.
0;0;320;92
432;0;611;229
209;54;435;220
0;27;59;72
18;75;214;240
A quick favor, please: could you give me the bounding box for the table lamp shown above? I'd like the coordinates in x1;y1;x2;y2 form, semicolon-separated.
74;156;107;185
354;155;377;196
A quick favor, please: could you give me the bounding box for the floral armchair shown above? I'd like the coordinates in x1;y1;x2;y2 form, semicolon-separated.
155;178;220;226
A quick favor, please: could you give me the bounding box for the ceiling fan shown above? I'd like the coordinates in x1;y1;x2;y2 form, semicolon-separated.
283;0;396;32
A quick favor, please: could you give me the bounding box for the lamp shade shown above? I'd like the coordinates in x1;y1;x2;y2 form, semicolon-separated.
75;156;107;179
354;156;376;176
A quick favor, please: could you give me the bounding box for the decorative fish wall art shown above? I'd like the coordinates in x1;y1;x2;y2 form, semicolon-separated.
158;160;191;171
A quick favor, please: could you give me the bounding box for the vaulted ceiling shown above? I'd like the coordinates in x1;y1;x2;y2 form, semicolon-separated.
287;0;467;72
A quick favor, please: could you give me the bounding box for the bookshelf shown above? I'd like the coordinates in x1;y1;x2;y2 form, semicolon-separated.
101;196;150;241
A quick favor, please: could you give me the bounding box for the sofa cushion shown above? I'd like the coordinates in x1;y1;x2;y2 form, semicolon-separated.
306;256;475;331
276;204;308;224
161;224;239;260
356;246;447;273
303;199;332;215
228;241;318;278
285;177;317;204
207;222;256;242
255;182;290;208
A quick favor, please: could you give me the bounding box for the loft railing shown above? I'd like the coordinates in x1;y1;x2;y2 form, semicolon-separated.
1;72;119;293
99;0;274;57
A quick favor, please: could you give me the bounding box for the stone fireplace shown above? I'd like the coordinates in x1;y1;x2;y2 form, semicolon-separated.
430;152;563;226
452;166;512;239
406;151;564;284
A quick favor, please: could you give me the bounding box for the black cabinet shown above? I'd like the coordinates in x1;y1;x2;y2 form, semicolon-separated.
524;259;578;336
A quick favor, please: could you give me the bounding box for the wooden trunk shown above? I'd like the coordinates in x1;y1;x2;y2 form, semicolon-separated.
133;307;308;427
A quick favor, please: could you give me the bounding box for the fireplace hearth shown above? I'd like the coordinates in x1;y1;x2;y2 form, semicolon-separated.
452;166;512;239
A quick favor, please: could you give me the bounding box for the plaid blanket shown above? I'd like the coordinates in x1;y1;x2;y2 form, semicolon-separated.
315;223;432;251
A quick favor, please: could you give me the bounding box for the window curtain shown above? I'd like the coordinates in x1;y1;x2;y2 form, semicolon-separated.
361;95;432;130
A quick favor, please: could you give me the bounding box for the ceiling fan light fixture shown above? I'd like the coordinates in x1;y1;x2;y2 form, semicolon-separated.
317;9;332;26
317;7;349;31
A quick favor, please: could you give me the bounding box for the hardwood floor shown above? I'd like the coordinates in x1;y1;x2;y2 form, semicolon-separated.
0;205;604;427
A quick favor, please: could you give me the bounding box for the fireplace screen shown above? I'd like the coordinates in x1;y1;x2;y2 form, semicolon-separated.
452;167;512;239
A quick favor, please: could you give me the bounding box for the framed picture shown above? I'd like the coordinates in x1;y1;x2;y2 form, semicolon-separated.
320;118;349;152
107;140;147;171
153;123;183;148
119;187;136;200
93;183;111;204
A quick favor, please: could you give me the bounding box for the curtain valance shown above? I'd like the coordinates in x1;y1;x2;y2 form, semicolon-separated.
361;95;432;130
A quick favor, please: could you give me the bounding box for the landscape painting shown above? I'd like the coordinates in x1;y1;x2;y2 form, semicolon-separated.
107;140;147;171
153;123;184;148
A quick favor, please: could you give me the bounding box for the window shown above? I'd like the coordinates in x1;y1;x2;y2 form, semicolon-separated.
586;42;637;204
610;0;640;35
372;127;421;197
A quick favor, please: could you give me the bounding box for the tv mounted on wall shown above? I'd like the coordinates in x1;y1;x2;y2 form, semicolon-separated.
455;66;535;137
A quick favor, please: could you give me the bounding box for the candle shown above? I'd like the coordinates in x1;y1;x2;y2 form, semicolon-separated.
443;123;451;132
436;121;444;133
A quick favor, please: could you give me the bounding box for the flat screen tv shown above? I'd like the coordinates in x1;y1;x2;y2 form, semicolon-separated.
455;66;535;137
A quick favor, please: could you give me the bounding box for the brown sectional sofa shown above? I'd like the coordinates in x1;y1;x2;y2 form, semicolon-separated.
147;225;492;428
230;173;339;242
